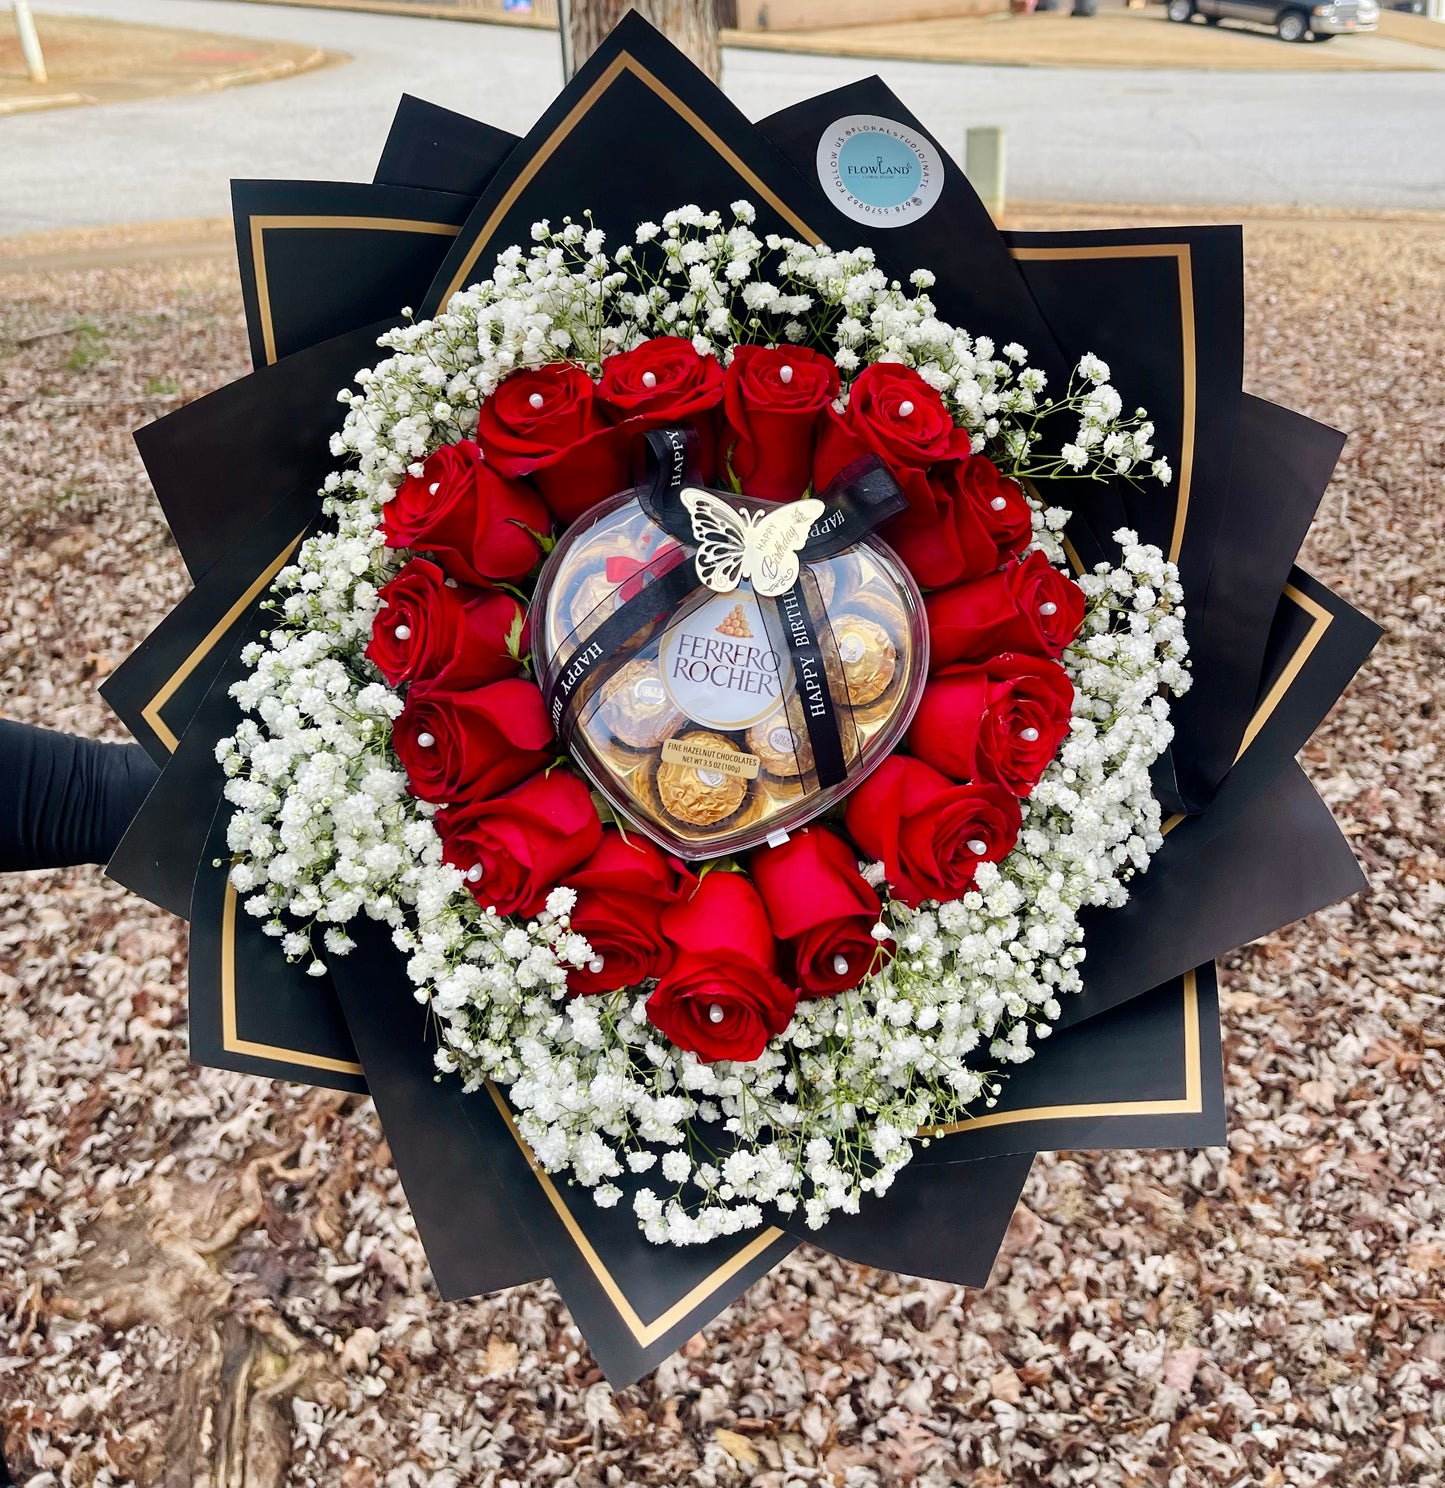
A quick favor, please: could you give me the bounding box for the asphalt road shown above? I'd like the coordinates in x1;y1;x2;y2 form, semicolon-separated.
2;0;1444;233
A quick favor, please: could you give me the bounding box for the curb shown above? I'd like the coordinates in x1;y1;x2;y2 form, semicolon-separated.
0;45;336;117
0;91;95;115
225;0;551;26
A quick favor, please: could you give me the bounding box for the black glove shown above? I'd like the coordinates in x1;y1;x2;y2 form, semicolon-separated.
0;719;158;872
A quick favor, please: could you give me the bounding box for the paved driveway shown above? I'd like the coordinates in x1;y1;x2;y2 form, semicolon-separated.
2;0;1443;232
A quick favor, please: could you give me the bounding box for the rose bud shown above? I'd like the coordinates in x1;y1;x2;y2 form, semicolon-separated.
845;756;1022;908
814;361;970;489
379;439;548;584
367;558;525;691
722;344;840;502
474;363;630;526
925;549;1086;670
565;830;690;996
391;677;553;805
435;769;602;918
907;654;1074;798
647;871;797;1063
749;826;887;997
885;455;1032;590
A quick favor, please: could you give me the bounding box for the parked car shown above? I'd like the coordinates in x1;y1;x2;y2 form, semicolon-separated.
1165;0;1379;40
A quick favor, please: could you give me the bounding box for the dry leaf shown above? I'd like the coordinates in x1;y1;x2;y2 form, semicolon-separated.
482;1337;519;1377
988;1364;1022;1404
714;1428;760;1469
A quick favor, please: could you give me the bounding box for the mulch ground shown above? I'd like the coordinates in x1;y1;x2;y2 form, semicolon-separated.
0;214;1441;1486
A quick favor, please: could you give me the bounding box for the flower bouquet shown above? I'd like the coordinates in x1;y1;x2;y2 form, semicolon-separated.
101;16;1379;1383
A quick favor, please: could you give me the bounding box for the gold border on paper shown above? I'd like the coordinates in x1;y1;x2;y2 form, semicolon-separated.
921;969;1202;1138
248;214;462;367
140;533;305;753
1160;580;1332;837
1010;242;1195;566
221;880;365;1077
432;50;821;312
486;1086;785;1346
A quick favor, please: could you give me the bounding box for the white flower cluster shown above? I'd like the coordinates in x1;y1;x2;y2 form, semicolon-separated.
218;205;1189;1244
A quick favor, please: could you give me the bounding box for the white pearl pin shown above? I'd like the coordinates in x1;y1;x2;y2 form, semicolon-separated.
642;370;657;388
898;400;915;417
967;839;987;856
428;483;439;495
393;624;411;641
1021;727;1040;742
528;392;545;410
416;732;436;748
466;865;483;883
990;496;1008;511
1039;601;1058;617
588;957;605;975
779;365;794;384
708;1004;725;1024
832;953;850;977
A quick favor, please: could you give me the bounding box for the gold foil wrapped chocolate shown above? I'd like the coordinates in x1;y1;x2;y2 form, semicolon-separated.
597;656;685;752
828;614;897;707
653;731;753;827
747;701;859;781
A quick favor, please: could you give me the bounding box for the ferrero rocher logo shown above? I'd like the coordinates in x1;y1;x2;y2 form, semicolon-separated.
659;591;790;731
716;604;753;638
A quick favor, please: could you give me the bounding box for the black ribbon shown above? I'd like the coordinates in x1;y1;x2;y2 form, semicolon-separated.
541;427;908;792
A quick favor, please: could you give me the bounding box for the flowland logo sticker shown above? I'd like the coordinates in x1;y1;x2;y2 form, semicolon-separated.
816;114;943;227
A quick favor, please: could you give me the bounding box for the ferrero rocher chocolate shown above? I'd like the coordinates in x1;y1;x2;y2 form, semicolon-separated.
597;656;686;751
828;614;897;707
569;569;620;633
747;704;859;780
654;731;751;826
532;485;929;859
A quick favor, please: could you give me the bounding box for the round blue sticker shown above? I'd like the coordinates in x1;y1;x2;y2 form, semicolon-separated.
837;131;921;210
816;114;943;227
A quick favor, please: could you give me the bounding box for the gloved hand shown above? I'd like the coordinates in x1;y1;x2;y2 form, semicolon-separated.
0;719;158;872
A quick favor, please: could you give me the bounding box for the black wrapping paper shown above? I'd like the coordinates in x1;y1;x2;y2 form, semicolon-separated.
373;93;517;197
134;321;394;583
232;179;474;370
94;12;1379;1386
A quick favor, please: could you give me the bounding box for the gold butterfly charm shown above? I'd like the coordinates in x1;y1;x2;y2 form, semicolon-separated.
679;489;826;599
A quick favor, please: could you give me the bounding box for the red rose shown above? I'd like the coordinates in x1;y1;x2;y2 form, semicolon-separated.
367;558;525;691
475;363;607;473
885;456;1032;590
597;336;724;421
925;550;1086;670
722;344;840;502
845;757;1022;908
435;769;602;918
596;336;725;482
379;439;548;584
565;830;688;995
392;677;553;805
814;362;969;489
908;654;1074;798
474;364;629;527
647;871;796;1063
749;827;886;996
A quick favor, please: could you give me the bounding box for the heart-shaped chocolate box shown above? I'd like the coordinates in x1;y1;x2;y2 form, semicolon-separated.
534;487;929;860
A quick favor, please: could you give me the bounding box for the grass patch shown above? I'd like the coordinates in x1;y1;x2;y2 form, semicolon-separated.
64;321;107;371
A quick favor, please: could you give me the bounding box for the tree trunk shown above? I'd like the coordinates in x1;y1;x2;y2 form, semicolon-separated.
566;0;721;82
